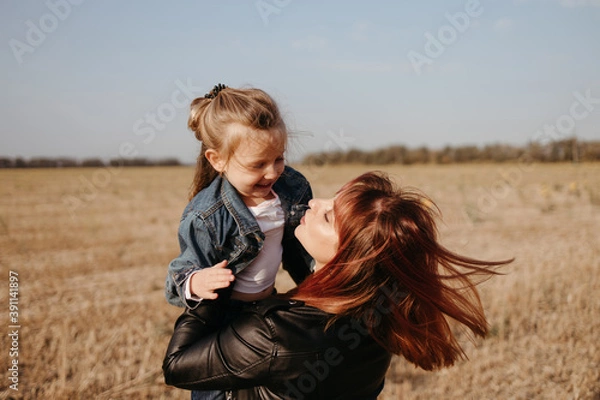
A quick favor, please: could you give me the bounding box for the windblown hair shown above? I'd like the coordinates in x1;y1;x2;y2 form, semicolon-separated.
187;86;287;200
290;172;512;371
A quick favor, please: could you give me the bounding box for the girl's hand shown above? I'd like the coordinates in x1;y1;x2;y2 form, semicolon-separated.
189;260;234;300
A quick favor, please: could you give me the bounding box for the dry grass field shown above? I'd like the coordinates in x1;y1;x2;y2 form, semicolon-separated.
1;163;599;399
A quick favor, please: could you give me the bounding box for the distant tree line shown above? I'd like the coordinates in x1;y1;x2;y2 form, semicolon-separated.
302;138;600;166
0;157;183;168
2;139;599;169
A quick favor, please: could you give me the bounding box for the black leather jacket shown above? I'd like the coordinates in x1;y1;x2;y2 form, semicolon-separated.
163;298;392;399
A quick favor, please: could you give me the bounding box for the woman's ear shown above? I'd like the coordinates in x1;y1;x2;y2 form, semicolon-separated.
205;149;226;172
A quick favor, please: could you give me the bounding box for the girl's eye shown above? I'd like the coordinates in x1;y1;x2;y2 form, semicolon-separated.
253;163;265;169
324;211;330;223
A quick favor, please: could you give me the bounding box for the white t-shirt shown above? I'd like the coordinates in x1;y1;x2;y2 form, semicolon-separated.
234;192;284;293
184;192;285;300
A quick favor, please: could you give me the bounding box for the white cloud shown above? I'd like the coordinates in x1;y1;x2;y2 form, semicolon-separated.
313;60;395;73
558;0;600;7
350;21;370;43
291;35;327;51
438;62;466;74
515;0;600;6
494;17;515;32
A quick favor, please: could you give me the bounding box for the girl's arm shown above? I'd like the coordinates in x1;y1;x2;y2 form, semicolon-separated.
165;215;226;307
188;260;234;300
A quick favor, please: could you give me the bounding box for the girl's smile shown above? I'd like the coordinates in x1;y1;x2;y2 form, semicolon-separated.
205;123;286;207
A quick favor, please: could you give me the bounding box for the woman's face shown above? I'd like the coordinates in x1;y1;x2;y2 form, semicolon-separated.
294;198;338;271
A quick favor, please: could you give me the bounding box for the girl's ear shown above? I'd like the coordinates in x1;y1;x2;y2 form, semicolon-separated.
204;149;226;172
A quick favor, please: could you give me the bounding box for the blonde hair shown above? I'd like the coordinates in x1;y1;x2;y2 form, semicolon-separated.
187;86;287;200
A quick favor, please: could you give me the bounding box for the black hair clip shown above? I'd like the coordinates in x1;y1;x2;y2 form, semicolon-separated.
204;83;228;99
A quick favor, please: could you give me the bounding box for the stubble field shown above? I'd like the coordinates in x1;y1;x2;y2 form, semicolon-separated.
0;163;599;399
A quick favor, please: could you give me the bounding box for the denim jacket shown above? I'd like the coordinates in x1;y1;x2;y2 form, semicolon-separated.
165;166;314;308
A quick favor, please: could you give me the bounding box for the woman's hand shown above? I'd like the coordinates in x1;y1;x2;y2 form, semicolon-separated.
189;260;234;299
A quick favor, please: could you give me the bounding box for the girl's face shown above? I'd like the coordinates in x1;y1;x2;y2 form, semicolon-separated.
294;198;338;271
207;124;286;207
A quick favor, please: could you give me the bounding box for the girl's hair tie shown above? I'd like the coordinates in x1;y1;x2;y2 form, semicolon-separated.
204;83;228;99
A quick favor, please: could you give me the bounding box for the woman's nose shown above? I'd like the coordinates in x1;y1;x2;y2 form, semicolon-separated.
308;198;323;209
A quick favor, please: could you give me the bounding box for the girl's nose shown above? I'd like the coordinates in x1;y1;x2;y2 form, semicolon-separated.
264;163;281;179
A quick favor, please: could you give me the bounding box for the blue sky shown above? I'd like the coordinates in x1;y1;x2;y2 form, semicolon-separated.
1;0;599;163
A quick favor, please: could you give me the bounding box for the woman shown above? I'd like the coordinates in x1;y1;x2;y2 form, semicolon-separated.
163;171;512;399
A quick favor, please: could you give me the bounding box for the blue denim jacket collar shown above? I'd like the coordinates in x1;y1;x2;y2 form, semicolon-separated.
185;166;309;233
217;166;311;237
219;176;262;237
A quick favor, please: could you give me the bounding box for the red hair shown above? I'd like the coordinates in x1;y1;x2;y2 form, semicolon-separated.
289;171;512;370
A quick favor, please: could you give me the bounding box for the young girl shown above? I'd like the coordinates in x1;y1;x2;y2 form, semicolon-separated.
166;83;313;307
164;84;313;399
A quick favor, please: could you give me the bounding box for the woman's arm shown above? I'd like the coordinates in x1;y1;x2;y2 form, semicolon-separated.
162;304;274;390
